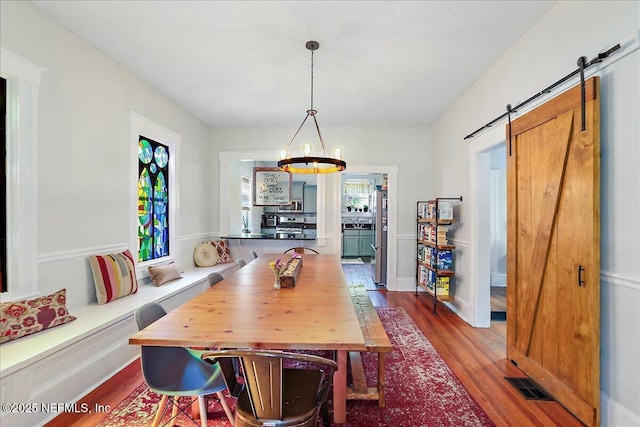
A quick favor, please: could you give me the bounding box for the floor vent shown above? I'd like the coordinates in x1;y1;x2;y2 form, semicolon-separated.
505;377;554;401
491;311;506;321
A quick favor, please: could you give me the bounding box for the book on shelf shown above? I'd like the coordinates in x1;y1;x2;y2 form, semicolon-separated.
419;265;429;286
418;202;428;220
436;250;453;270
425;270;450;295
426;201;437;220
434;276;450;295
438;201;453;220
418;201;438;220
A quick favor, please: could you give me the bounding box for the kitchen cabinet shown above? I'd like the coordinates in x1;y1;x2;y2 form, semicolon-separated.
292;181;305;200
342;230;360;257
303;185;317;213
342;229;374;257
359;229;374;258
264;182;304;213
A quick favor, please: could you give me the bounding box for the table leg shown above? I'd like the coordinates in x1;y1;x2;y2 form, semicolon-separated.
334;350;347;423
378;352;386;407
191;398;199;418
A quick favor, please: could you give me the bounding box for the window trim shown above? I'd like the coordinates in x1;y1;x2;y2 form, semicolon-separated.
129;111;181;277
0;48;44;301
241;175;251;210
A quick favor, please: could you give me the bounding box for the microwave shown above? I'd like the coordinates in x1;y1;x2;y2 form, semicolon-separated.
278;200;304;213
263;214;278;227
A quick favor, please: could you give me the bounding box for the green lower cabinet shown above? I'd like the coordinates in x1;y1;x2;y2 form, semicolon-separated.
342;229;374;257
359;230;374;257
342;230;360;257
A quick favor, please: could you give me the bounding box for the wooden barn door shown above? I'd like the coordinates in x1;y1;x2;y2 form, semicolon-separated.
507;76;600;426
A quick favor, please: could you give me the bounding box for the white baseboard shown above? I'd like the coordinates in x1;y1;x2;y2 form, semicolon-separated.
601;391;640;427
395;276;418;292
490;273;506;287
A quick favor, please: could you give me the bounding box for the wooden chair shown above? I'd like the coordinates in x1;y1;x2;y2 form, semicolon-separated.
283;247;319;254
203;349;337;427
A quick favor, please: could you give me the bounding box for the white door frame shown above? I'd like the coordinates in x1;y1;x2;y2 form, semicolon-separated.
468;126;506;327
334;165;399;291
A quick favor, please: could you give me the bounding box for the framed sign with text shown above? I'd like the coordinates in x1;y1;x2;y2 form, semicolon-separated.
253;167;292;206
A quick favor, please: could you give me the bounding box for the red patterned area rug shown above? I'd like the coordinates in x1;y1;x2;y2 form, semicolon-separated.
98;307;494;426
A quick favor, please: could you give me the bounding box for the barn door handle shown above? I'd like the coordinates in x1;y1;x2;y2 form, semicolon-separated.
578;265;585;287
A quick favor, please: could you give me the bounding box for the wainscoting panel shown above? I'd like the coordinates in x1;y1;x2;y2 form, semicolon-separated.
0;278;209;427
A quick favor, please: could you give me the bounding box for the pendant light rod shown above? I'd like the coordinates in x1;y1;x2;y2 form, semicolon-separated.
284;41;327;154
310;42;315;112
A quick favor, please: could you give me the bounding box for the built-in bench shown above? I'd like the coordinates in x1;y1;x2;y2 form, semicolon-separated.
347;285;393;407
0;262;237;427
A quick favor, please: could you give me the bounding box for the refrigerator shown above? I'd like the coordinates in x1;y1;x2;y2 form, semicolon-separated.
371;189;388;285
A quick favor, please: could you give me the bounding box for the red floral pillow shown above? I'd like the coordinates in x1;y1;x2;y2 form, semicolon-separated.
0;288;76;344
211;240;232;264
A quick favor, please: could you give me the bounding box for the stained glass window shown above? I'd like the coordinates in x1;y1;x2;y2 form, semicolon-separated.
138;136;170;262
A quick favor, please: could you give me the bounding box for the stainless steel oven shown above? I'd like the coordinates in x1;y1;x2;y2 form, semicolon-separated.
276;216;305;239
278;200;303;213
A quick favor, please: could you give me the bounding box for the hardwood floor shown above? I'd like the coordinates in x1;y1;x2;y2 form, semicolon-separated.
491;286;507;312
384;292;581;427
46;288;581;427
45;358;143;427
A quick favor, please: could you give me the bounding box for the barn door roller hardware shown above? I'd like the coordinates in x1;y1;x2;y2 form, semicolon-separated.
464;43;621;143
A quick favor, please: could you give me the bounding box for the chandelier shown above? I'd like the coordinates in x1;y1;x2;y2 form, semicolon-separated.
278;41;346;174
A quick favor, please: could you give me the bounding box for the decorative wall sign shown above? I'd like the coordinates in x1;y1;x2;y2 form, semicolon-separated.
253;167;292;206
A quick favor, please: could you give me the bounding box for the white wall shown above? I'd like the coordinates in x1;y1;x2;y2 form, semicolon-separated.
431;1;640;425
0;1;215;308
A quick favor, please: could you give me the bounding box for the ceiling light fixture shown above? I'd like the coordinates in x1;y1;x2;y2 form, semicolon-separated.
278;41;346;174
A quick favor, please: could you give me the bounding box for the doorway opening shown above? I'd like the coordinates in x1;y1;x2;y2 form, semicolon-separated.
488;144;507;321
335;166;397;291
340;173;386;289
475;140;507;330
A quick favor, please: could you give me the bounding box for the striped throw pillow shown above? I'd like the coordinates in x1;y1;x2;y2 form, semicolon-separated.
89;250;138;305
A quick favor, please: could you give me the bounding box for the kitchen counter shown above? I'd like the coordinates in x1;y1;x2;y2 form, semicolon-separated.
221;234;315;241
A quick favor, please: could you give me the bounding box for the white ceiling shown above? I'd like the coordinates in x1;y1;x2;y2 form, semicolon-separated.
32;0;555;128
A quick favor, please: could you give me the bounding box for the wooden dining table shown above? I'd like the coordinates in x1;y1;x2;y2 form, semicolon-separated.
129;253;366;424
